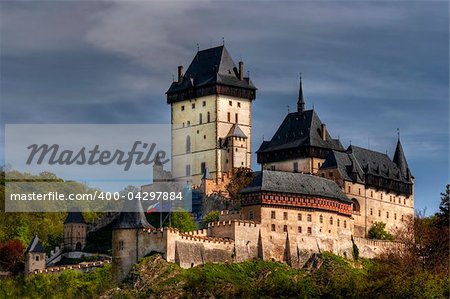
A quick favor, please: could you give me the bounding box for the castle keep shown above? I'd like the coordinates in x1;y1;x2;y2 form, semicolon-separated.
112;45;414;281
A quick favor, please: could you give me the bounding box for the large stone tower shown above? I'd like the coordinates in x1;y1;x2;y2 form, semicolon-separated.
63;210;87;252
111;199;153;282
166;45;257;186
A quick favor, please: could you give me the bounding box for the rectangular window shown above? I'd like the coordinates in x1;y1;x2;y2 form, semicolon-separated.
238;102;241;107
344;221;347;228
394;213;397;220
371;191;374;197
270;165;276;171
181;105;185;111
192;103;195;109
202;101;206;107
386;212;389;219
283;212;288;220
201;162;206;174
307;227;312;235
358;188;361;195
271;211;276;219
186;165;191;176
207;111;210;123
271;224;276;232
199;113;202;124
298;226;302;233
348;186;351;193
35;255;40;261
298;213;302;221
229;100;232;106
307;214;312;222
283;225;288;232
235;113;238;123
293;162;299;173
227;112;231;122
378;210;381;217
370;208;373;215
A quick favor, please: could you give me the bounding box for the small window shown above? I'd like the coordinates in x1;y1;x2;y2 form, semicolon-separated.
329;172;333;178
270;165;276;171
404;198;406;205
371;191;373;197
201;162;206;174
283;225;288;232
199;113;202;124
394;213;397;220
370;208;373;215
401;215;404;222
192;103;195;109
348;186;351;193
187;121;190;127
35;255;40;261
249;210;254;220
358;188;361;195
378;210;381;217
235;113;238;123
307;227;312;235
226;159;228;164
181;105;185;111
271;211;276;219
307;214;312;222
386;212;389;219
381;193;383;200
319;215;323;223
329;217;333;225
227;112;231;122
337;219;340;227
271;224;276;231
207;111;211;123
238;102;241;107
186;165;191;176
344;220;347;228
229;101;232;106
119;240;124;251
293;162;299;173
298;213;302;221
298;226;302;233
202;101;206;107
283;212;288;220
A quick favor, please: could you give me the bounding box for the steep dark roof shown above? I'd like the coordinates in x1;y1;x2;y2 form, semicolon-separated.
256;110;344;153
321;145;412;185
112;199;153;230
393;139;412;179
25;235;46;254
166;46;256;96
64;210;86;224
240;170;350;203
226;124;247;138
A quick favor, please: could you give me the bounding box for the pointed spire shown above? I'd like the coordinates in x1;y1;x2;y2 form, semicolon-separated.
297;73;305;114
393;132;411;180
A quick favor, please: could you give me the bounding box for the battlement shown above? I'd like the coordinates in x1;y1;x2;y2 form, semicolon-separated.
32;260;111;275
178;233;233;244
208;219;260;228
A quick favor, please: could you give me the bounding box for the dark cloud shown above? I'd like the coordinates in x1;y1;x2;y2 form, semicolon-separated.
0;1;448;213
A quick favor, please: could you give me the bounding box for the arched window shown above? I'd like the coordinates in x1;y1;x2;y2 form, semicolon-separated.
186;136;191;153
352;198;361;214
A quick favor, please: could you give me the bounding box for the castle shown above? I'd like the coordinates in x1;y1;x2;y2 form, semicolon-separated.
108;45;414;281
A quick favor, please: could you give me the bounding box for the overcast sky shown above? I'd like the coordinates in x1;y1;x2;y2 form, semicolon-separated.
0;1;448;213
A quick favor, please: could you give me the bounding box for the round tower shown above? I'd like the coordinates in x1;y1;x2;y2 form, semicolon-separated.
63;209;87;252
112;199;152;282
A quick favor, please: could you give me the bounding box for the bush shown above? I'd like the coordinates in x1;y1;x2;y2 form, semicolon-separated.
200;211;220;228
368;222;394;240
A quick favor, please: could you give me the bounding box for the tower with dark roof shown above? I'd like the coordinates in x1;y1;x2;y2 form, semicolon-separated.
167;45;256;185
63;209;87;252
257;78;343;174
393;138;412;181
112;198;153;282
25;235;46;273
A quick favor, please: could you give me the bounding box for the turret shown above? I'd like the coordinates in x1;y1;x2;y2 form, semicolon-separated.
112;198;153;282
393;137;412;181
297;75;305;114
63;209;87;252
24;235;46;274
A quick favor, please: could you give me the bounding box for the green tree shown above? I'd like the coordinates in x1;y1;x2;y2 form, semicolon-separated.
368;222;394;240
436;184;449;227
171;210;197;232
201;210;220;228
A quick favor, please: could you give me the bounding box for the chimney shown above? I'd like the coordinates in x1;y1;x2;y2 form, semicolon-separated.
177;65;184;82
321;124;327;141
238;61;244;80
